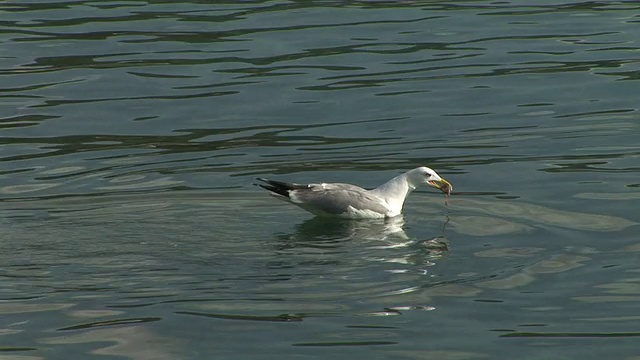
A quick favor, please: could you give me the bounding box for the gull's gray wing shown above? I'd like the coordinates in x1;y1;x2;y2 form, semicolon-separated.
289;183;390;216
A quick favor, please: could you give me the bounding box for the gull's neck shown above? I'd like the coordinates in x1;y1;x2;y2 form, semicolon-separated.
370;172;416;215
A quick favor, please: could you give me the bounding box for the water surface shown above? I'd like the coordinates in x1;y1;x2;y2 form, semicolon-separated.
2;1;640;359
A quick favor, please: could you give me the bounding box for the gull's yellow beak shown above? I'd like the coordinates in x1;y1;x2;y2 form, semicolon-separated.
428;178;453;195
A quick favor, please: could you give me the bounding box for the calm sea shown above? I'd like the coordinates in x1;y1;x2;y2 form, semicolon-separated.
1;1;639;359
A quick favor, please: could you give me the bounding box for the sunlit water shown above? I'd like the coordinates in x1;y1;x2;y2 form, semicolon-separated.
2;1;640;359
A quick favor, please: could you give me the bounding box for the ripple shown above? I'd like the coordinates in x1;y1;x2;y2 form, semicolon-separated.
37;166;86;176
58;317;161;331
573;295;640;303
292;341;397;347
0;303;73;314
176;311;303;322
575;192;640;200
0;183;59;194
449;215;533;236
95;177;184;190
41;326;182;360
450;198;637;232
475;247;544;258
477;273;536;290
68;310;125;318
527;254;590;274
380;350;484;360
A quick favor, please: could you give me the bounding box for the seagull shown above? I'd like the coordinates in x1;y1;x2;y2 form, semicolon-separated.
254;167;452;219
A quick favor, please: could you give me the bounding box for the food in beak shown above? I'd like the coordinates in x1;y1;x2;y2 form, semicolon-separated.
428;179;453;195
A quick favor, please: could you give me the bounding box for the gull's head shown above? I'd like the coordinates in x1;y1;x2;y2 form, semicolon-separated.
408;166;453;195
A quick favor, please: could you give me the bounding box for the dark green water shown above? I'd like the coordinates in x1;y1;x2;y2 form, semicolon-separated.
1;1;639;359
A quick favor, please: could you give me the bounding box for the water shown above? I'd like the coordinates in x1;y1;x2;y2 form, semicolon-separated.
2;1;639;359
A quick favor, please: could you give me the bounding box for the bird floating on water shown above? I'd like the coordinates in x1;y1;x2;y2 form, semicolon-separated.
254;167;452;219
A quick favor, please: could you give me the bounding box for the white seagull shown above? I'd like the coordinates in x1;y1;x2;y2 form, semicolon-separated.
254;167;452;219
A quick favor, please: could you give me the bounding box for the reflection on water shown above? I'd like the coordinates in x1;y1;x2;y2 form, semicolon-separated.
1;192;639;358
0;187;637;359
275;216;410;245
2;191;453;357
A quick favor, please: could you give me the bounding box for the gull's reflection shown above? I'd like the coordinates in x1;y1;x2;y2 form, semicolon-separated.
290;215;408;242
272;215;448;254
